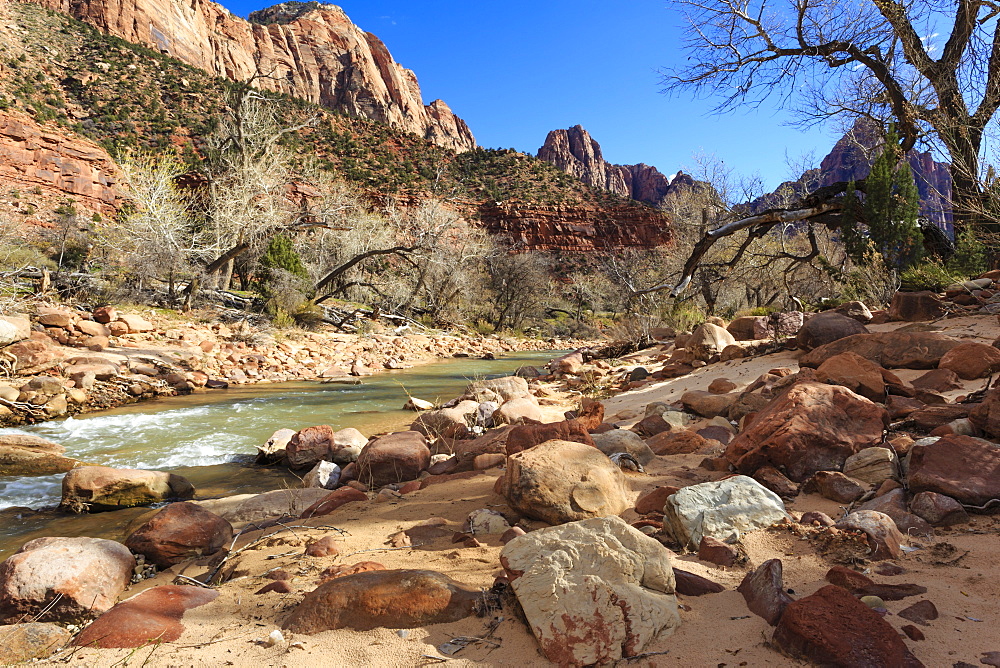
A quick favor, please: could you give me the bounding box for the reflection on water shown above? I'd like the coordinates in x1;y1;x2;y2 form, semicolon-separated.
0;350;560;556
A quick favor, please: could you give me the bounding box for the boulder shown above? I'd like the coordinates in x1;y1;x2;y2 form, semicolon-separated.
686;322;736;360
888;290;947;321
550;351;584;375
808;471;866;503
0;317;30;346
462;376;531;403
505;419;594;455
726;316;761;341
832;300;873;322
410;400;478;439
698;536;740;567
4;340;61;374
911;368;963;392
0;622;71;662
681;390;736;418
61;466;195;512
843;447;897;485
198;488;330;524
451;426;514;470
725;382;888;482
856;489;932;537
499;516;680;666
909;491;968;526
301;461;341;489
673;568;725;596
282;569;479;633
662;475;789;549
36;307;73;328
124;502;234;569
799;331;962;369
285;425;368;469
498;440;629;525
737;559;793;625
0;537;134;623
814;351;886;401
462;508;511;535
773;585;923;667
591;430;655;465
970;386;1000;437
118;314;155;333
356;431;430;488
753;465;800;499
92;306;117;323
255;428;296;463
73;586;217;649
635;486;680;515
299;487;368;519
647;430;710;456
0;434;79;476
751;311;803;339
907;434;1000;506
493;396;542;425
795;312;869;350
835;510;904;560
403;396;434;411
938;342;1000;380
76;321;110;338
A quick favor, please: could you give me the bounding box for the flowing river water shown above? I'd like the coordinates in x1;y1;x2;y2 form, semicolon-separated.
0;350;562;558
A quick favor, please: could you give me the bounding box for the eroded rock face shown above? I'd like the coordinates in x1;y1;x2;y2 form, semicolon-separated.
0;537;134;623
498;439;629;525
60;466;195;512
124;502;233;569
282;569;479;633
772;585;923;667
662;476;789;549
500;516;680;666
725;382;888;482
33;0;474;152
72;586;218;648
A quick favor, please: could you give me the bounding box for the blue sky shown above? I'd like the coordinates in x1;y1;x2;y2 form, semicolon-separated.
227;0;840;191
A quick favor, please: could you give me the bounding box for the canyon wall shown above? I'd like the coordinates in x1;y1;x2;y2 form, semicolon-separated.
24;0;475;152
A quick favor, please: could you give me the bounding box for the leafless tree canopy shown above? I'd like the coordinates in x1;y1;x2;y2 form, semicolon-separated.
663;0;1000;228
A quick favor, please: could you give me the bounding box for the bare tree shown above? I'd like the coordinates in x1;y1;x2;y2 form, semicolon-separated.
663;0;1000;233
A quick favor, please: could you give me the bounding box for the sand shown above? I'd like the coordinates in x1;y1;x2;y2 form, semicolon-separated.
35;314;1000;667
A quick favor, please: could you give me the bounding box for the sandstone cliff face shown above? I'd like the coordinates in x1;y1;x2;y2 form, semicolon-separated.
28;0;475;152
537;125;678;207
0;110;117;215
479;201;672;252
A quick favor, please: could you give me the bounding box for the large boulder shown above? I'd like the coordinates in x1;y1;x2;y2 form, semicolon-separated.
255;428;296;464
410;400;478;439
662;476;789;548
888;290;947;321
499;516;680;666
461;376;531;403
282;569;479;633
686;323;736;361
72;586;219;648
505;419;594;455
681;390;736;418
0;433;79;476
196;488;331;524
285;426;367;469
124;502;234;569
725;382;888;482
794;312;869;351
60;466;195;512
355;431;430;488
0;537;134;623
773;585;923;666
591;430;656;465
493;396;542;425
752;311;804;339
938;342;1000;380
799;332;962;369
498;440;629;525
118;314;155;333
907;434;1000;506
814;351;886;401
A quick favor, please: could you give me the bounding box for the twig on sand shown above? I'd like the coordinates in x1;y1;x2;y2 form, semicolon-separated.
421;656;450;664
173;573;213;588
340;546;414;558
617;650;671;664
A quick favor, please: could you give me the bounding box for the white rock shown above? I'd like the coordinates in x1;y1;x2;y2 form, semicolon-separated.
462;509;510;535
301;461;341;490
663;475;789;548
500;516;680;666
591;430;655;465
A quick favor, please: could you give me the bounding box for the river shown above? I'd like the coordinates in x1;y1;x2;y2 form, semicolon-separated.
0;350;561;558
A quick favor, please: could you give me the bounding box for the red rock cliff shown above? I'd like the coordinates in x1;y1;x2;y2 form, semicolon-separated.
24;0;475;153
0;110;118;215
479;201;672;252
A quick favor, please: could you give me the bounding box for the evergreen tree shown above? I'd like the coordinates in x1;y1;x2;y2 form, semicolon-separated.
259;234;309;282
838;126;923;269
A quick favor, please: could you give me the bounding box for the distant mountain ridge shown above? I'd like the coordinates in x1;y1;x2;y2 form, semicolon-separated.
24;0;475;152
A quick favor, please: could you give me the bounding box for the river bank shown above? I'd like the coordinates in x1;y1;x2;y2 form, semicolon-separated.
0;301;592;427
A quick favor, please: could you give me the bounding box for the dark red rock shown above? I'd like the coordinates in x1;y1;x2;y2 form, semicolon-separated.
858;583;927;600
299;487;368;519
356;431;430;488
317;561;386;584
648;430;710;456
673;568;725;596
426;456;458;475
795;312;869;351
857;488;934;537
504;419;595;456
285;425;336;470
939;343;1000;380
907;434;1000;506
902;624;925;641
888;396;925;420
825;565;874;592
737;559;793;626
875;563;905;576
909;491;969;526
753;465;800;499
799;331;963;370
499;526;526;544
772;585;923;667
631;414;673;438
72;586;218;648
912;368;964;393
634;486;679;515
909;404;972;431
256;580;293;595
725;381;888;482
898;600;939;626
282;569;480;633
808;470;867;503
798;511;835;527
970;386;1000;438
889;291;947;322
698;536;740;567
124;502;233;569
266;570;291;581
